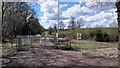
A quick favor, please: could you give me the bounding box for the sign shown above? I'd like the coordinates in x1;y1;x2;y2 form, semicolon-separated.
64;35;71;47
77;33;81;40
56;33;58;38
64;35;70;42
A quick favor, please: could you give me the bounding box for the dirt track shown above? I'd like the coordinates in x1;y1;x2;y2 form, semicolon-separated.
2;47;118;66
2;40;118;66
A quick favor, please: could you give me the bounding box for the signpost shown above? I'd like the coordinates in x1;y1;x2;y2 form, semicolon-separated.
77;33;81;40
64;35;71;48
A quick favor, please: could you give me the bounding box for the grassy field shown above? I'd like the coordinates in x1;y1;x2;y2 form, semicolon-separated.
57;28;118;36
58;40;118;49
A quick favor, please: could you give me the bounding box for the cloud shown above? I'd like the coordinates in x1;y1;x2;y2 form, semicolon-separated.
60;4;68;8
85;2;116;10
38;0;70;29
38;0;58;29
39;19;57;29
107;8;117;12
37;0;117;29
62;4;93;18
85;11;113;22
40;0;58;13
86;16;118;28
78;8;117;28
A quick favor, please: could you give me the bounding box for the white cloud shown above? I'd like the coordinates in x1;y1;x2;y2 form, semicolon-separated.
38;0;71;29
39;20;57;29
60;4;68;8
86;16;118;28
85;11;112;22
85;2;116;10
40;0;58;13
108;8;117;12
79;9;117;28
62;4;93;18
38;0;59;29
39;0;60;20
37;0;117;29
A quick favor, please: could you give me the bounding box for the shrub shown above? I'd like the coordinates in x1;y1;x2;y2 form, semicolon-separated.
57;31;68;38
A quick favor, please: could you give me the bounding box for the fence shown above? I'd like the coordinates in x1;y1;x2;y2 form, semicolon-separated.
2;35;55;58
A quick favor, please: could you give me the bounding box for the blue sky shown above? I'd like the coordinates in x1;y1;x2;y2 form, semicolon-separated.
29;3;43;18
29;0;117;29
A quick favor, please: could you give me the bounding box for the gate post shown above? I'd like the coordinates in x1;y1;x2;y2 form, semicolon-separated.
17;36;22;51
45;35;46;46
54;33;58;48
54;36;57;48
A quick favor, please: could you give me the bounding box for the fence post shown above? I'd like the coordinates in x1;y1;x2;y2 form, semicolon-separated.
45;35;46;46
54;33;58;48
30;31;32;45
17;37;22;51
54;36;57;48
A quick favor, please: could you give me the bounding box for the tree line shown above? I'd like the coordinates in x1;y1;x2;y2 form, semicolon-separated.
2;2;44;39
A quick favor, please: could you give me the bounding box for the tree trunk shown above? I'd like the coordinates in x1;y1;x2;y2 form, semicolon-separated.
116;1;120;67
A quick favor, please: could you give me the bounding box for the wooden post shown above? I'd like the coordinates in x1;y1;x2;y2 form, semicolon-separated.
54;36;57;48
54;33;58;48
17;37;22;51
45;35;46;46
15;38;17;52
30;31;33;46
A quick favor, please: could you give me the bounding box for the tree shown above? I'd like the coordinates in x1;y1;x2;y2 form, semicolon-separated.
2;2;32;37
59;21;65;30
2;2;44;38
116;1;120;54
48;25;54;35
53;23;57;32
68;18;75;30
68;17;84;29
68;17;77;39
111;21;118;28
28;15;44;35
75;18;84;28
95;30;104;42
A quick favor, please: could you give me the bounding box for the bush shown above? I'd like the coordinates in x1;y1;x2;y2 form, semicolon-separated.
58;32;68;38
93;30;118;42
95;30;104;42
51;28;118;42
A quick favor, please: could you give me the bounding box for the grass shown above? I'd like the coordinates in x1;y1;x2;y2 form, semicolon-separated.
58;40;118;49
2;43;17;57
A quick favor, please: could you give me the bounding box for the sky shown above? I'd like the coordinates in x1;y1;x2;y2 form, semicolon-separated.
29;0;117;29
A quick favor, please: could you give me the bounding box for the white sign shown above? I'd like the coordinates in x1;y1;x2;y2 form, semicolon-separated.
56;33;58;38
77;33;81;40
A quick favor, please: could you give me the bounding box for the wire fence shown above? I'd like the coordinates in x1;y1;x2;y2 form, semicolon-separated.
2;35;55;58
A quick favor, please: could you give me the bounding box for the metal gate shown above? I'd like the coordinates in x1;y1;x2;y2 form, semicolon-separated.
16;35;55;51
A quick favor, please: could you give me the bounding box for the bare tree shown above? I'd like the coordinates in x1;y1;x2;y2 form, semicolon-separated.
59;21;65;30
68;17;77;39
112;21;118;28
75;18;84;28
68;18;76;30
53;23;57;32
